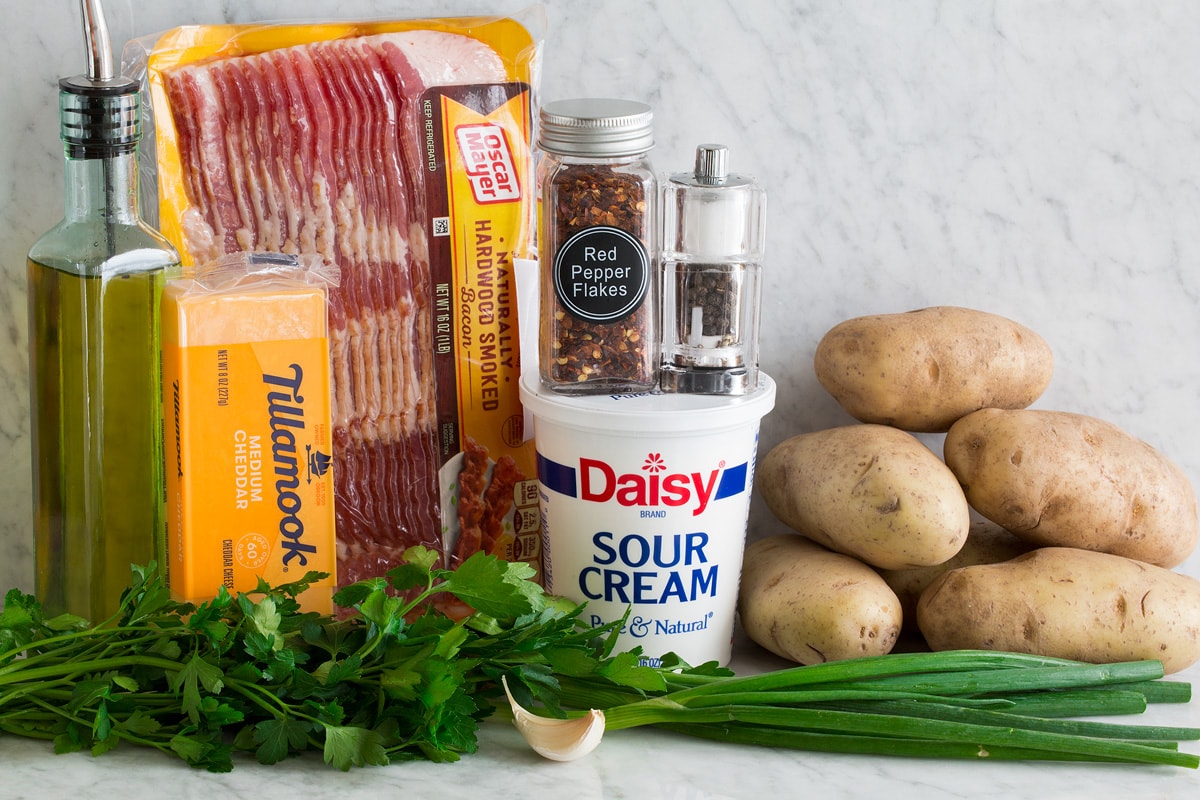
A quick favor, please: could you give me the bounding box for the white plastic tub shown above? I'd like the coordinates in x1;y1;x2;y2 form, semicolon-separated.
519;372;776;666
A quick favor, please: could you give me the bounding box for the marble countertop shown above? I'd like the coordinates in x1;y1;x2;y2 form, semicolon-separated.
3;1;1200;797
3;635;1198;800
4;0;1200;589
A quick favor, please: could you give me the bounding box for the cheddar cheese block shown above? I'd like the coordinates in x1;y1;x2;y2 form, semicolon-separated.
162;263;337;612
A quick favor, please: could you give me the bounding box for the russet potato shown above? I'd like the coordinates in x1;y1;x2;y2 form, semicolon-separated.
917;547;1200;674
738;535;901;665
757;424;970;570
875;517;1034;632
944;408;1198;568
814;306;1054;433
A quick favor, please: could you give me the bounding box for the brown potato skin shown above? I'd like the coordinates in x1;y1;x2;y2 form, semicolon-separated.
944;408;1199;568
814;306;1054;433
758;424;969;570
917;547;1200;674
876;517;1034;632
739;535;901;665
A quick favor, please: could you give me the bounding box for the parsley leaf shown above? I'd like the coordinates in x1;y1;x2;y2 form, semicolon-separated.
439;552;544;620
253;717;312;765
0;556;760;772
0;588;40;661
322;725;389;771
598;650;667;692
169;653;226;724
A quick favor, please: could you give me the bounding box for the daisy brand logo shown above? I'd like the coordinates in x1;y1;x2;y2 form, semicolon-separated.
536;451;750;517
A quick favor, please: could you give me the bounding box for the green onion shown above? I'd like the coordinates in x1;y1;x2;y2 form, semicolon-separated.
607;703;1197;767
655;722;1184;764
548;649;1199;768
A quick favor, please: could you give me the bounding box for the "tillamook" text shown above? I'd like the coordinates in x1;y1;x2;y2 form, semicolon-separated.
263;364;316;567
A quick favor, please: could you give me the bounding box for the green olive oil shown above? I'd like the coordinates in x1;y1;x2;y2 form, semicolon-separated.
28;259;166;619
27;72;178;622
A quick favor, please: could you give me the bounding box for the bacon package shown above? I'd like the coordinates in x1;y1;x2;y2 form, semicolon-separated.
128;12;545;592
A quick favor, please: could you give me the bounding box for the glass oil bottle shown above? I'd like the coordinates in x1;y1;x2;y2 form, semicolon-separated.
27;0;180;620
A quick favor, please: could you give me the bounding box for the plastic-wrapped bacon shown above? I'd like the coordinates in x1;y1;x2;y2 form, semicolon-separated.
150;21;538;588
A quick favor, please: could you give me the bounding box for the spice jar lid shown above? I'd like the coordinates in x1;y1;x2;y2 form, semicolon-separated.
539;98;654;157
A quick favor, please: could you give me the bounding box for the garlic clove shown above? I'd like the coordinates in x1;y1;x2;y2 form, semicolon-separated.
502;675;606;761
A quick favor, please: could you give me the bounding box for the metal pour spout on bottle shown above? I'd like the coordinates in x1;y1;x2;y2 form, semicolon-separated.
26;0;180;621
660;144;766;395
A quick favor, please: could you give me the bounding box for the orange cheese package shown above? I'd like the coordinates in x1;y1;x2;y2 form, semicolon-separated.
162;253;339;612
126;10;546;590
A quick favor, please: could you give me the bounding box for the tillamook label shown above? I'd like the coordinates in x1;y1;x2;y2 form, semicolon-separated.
162;278;336;613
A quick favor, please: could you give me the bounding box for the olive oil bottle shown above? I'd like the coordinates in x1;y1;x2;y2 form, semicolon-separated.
27;1;179;621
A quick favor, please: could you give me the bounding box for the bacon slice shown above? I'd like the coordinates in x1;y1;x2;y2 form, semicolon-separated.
480;455;523;553
452;439;527;565
453;439;490;565
162;30;506;586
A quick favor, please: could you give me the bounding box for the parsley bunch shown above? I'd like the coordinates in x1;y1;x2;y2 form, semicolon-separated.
0;547;665;772
4;549;1198;772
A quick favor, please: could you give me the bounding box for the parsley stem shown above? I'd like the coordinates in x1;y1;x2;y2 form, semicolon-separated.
223;678;302;720
23;694;177;756
0;655;184;686
0;627;166;675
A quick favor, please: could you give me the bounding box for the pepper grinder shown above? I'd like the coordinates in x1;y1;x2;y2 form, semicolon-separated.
660;144;765;394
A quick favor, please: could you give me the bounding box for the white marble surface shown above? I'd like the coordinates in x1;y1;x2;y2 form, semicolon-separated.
1;635;1198;798
1;0;1199;795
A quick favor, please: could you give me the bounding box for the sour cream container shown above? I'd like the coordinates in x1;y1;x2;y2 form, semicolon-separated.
518;371;776;666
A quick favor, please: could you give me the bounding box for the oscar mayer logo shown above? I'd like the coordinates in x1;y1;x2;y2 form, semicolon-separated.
455;123;521;204
537;452;749;517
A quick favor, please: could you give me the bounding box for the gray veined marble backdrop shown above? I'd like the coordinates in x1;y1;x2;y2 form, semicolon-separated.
1;0;1198;595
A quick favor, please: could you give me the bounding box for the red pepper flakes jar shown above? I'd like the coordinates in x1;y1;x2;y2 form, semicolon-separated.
537;98;658;395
